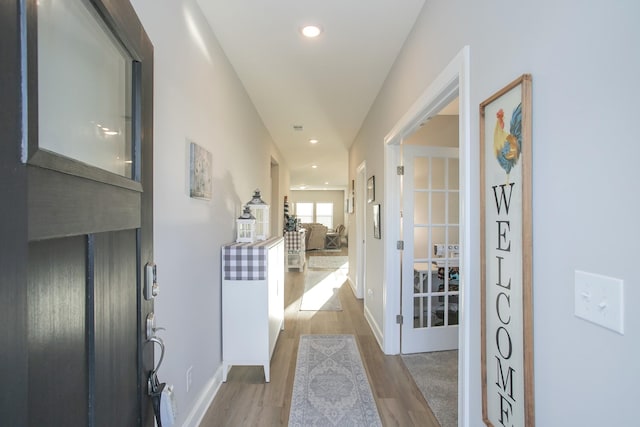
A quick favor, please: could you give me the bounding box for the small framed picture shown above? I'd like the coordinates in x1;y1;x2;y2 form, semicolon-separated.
189;141;212;200
373;204;381;239
367;175;375;203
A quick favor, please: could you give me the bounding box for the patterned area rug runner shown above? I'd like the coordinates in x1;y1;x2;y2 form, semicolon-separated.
289;335;382;427
308;256;348;270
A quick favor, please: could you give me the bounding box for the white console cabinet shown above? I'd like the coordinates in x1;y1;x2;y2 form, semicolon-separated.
221;237;284;382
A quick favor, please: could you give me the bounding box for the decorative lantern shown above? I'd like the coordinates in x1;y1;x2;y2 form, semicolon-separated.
236;205;256;243
247;188;270;241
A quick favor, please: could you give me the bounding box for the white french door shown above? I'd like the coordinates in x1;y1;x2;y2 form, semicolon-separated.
401;145;460;353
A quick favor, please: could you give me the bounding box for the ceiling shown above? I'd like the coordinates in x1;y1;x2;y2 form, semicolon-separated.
197;0;426;190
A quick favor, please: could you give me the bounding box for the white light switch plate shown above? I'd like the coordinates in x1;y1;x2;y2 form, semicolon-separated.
574;270;624;334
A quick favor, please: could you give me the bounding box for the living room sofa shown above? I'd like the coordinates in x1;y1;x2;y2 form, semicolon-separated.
299;223;328;250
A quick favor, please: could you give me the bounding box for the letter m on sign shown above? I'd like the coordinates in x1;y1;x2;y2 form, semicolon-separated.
495;355;515;401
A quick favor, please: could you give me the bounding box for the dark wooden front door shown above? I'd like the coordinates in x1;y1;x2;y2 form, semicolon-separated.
1;1;154;425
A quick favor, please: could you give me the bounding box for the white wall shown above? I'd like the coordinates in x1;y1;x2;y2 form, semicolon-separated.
130;1;289;425
349;1;640;426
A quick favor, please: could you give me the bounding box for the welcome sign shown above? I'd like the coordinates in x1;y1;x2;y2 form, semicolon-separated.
480;75;534;427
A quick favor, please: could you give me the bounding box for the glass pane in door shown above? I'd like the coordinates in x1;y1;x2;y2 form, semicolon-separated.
431;158;446;190
414;157;429;188
413;227;429;260
414;192;429;225
431;193;446;224
38;0;133;178
448;195;460;224
413;296;431;328
448;160;459;190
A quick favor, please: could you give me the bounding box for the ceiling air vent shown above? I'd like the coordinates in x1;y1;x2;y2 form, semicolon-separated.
293;125;303;131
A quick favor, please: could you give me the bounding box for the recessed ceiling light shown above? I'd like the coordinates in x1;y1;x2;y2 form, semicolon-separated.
324;182;329;185
309;139;319;144
301;25;322;38
312;165;318;169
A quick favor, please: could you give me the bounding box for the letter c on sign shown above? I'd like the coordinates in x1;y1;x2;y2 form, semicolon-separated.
496;292;511;325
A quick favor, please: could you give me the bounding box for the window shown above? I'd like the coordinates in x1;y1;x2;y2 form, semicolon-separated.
295;202;333;229
295;202;313;224
37;0;134;179
316;203;333;229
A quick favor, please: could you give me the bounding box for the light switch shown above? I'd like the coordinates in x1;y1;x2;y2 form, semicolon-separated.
574;270;624;334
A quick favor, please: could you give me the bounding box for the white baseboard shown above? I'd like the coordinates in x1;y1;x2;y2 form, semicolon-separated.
363;303;384;351
181;366;223;427
347;275;364;299
347;276;357;296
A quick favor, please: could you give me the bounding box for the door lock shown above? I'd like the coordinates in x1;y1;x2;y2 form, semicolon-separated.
145;262;159;300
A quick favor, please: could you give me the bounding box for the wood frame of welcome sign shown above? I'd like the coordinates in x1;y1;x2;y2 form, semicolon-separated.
480;74;534;427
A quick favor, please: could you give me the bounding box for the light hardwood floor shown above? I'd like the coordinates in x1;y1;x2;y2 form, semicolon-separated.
200;250;441;426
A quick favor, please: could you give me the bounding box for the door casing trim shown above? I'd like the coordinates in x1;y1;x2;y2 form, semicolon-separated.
353;160;366;299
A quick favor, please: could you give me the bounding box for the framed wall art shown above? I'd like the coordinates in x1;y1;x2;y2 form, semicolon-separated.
189;141;212;200
373;203;381;239
349;179;355;214
367;175;375;203
480;74;534;427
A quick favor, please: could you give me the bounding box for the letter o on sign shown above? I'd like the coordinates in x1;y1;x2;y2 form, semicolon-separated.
496;326;513;359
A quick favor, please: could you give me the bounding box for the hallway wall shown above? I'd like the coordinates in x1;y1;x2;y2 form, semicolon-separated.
349;1;640;426
130;1;289;424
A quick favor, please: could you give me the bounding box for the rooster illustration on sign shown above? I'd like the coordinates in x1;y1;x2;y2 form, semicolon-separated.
493;103;522;183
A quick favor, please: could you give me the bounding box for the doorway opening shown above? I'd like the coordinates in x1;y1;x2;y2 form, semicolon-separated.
383;46;471;426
